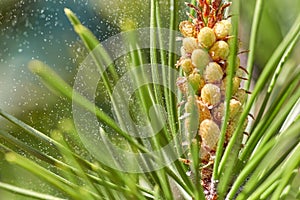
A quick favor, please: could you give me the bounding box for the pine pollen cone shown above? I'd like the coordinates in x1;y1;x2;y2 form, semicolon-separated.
177;1;249;198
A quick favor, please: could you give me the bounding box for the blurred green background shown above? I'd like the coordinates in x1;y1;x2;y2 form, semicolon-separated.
0;0;300;199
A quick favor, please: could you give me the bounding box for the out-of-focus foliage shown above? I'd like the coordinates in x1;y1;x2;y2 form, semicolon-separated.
240;0;300;71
